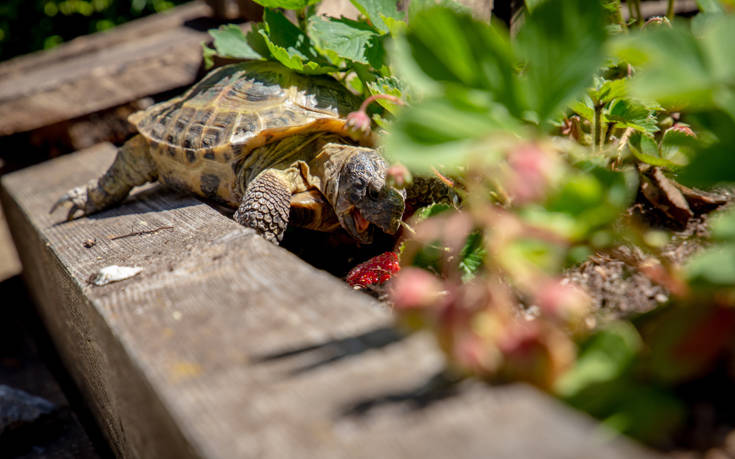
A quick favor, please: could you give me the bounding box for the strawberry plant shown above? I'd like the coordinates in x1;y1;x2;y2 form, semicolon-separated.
205;0;735;450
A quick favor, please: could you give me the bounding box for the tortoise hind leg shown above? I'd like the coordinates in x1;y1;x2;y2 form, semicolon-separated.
51;135;158;220
234;169;292;244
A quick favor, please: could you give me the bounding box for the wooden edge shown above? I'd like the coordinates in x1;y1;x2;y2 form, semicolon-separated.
0;144;658;459
0;2;223;136
0;2;212;80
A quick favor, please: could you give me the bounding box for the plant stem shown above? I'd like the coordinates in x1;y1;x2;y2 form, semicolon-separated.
667;0;675;19
594;103;604;152
633;0;643;25
359;94;405;113
613;0;627;31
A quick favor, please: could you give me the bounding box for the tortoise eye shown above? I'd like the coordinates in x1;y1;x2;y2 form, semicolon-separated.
367;185;380;201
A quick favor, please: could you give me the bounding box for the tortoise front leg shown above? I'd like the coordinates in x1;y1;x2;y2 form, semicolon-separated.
234;169;292;244
50;135;157;220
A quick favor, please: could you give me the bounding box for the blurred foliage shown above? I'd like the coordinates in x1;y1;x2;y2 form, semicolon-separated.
201;0;735;448
0;0;189;62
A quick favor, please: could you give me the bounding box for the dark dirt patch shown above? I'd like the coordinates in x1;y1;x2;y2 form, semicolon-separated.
566;188;730;324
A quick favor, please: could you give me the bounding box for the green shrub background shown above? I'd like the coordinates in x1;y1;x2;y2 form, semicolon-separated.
0;0;192;62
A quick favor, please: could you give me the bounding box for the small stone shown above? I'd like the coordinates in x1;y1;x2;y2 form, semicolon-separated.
90;265;143;286
82;238;96;248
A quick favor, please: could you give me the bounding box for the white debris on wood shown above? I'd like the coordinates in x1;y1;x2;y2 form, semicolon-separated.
91;265;143;286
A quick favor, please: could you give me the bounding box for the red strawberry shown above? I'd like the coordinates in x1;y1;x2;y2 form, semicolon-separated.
346;252;401;289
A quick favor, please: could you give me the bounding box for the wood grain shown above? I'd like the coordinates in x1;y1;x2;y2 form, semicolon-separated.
0;144;658;458
0;2;218;136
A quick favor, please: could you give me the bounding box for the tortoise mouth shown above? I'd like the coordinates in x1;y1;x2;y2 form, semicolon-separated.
353;208;371;234
341;205;373;243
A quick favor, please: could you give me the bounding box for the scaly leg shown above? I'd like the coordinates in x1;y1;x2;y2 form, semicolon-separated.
50;135;157;220
233;169;292;244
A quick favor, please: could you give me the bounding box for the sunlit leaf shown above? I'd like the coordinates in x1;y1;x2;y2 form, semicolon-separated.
348;0;403;34
252;0;320;9
607;99;658;133
383;94;521;173
397;7;522;116
307;16;385;68
685;244;735;286
709;207;735;241
260;9;337;74
696;0;725;12
366;75;406;113
516;0;606;124
202;24;267;67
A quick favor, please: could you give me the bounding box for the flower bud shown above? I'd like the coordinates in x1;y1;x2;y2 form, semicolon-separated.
390;267;445;310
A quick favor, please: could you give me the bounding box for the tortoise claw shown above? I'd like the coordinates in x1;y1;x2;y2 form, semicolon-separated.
50;186;89;221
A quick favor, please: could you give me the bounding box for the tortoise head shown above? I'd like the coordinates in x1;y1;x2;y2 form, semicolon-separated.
335;148;405;244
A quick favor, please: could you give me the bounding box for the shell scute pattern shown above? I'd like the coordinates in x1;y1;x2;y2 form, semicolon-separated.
129;61;361;204
133;62;359;160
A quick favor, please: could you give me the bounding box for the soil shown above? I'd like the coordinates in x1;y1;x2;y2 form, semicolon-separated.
565;206;714;324
565;188;735;457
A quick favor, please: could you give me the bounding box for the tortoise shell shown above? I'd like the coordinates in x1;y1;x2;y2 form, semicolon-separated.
128;61;362;206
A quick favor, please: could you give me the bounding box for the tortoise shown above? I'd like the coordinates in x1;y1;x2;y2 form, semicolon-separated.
51;61;406;244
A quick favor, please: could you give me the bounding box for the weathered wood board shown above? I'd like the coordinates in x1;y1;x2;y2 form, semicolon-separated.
0;2;218;136
0;144;658;458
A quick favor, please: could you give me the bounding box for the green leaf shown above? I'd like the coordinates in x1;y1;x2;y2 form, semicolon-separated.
382;15;408;35
414;203;453;220
252;0;320;9
202;24;267;68
260;9;337;74
569;96;595;122
408;0;471;18
607;99;658;133
556;322;641;398
522;164;636;240
699;15;735;94
307;15;385;68
596;78;628;105
709;207;735;242
660;125;698;160
202;42;216;69
349;0;404;34
524;0;546;12
611;25;716;110
628;134;682;168
383;94;520;173
366;75;406;113
398;7;522;116
516;0;607;124
458;232;485;280
678;110;735;186
685;243;735;286
696;0;725;12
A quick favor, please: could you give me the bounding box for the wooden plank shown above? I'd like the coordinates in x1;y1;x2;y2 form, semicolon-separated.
0;2;221;136
0;144;658;458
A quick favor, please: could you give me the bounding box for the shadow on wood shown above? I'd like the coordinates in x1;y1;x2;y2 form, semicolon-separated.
1;143;658;459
